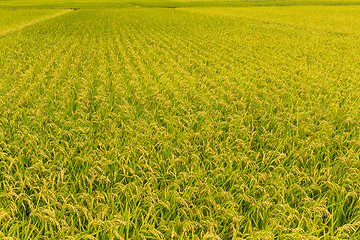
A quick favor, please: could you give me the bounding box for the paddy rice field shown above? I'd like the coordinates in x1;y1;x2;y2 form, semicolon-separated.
0;0;360;239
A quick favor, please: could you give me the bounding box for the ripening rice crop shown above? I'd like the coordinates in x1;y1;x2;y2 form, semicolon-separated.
0;5;360;239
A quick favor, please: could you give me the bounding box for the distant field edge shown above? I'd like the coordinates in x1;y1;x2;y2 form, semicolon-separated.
2;0;360;9
130;0;360;8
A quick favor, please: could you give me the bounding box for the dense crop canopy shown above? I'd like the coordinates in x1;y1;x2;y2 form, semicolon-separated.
0;5;360;239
